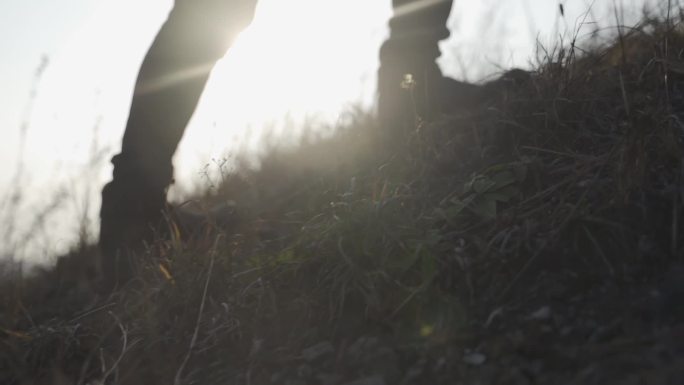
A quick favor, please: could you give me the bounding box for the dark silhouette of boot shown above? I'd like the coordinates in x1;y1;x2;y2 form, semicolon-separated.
378;55;485;129
377;0;531;137
99;162;238;290
98;152;173;290
99;182;167;290
377;0;463;135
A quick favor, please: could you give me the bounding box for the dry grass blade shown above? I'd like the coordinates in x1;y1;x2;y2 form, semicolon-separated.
174;234;221;385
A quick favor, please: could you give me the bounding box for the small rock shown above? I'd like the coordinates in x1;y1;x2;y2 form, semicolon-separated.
341;375;386;385
463;352;487;366
302;341;335;362
528;306;552;321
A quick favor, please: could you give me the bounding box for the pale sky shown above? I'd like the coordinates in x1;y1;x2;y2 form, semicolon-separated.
0;0;665;263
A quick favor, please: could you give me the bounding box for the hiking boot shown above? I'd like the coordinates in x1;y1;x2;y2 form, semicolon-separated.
378;0;459;132
99;180;168;290
99;160;237;290
98;153;173;290
378;1;530;132
378;55;485;128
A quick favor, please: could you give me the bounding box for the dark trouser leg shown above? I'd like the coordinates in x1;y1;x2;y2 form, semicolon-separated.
99;0;257;287
378;0;453;132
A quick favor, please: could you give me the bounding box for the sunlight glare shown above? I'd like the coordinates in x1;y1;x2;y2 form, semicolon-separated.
172;0;390;185
209;0;386;119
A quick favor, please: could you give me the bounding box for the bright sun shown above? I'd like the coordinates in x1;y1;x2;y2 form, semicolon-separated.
171;0;390;180
198;0;389;125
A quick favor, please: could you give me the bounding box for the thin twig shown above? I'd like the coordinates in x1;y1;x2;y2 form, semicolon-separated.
69;302;117;323
174;234;221;385
78;311;133;385
101;312;131;383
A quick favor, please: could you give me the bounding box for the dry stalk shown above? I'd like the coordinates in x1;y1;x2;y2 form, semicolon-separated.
174;234;221;385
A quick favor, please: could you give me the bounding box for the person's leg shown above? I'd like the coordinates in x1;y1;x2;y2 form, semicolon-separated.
377;0;453;130
100;0;257;287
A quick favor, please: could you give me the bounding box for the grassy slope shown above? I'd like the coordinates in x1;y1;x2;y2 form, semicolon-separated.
2;15;684;385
